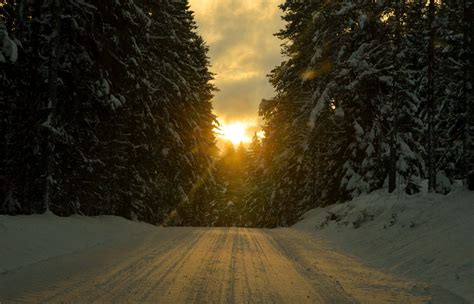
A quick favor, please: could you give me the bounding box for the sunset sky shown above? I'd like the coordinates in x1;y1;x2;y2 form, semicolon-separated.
189;0;284;145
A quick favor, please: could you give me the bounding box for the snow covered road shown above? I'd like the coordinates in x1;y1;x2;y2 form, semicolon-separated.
0;227;463;303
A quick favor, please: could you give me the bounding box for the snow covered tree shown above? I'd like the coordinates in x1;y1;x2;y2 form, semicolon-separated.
244;0;472;227
1;0;219;225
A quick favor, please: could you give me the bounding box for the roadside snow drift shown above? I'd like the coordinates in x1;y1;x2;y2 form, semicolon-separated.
294;187;474;302
0;213;156;273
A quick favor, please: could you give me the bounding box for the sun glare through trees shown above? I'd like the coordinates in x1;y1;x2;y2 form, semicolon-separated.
216;121;252;146
215;119;265;147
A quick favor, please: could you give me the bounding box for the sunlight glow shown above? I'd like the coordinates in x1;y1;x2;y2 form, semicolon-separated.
217;121;252;145
301;69;317;81
256;130;266;139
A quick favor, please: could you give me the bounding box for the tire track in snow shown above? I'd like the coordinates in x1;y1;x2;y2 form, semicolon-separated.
0;227;431;303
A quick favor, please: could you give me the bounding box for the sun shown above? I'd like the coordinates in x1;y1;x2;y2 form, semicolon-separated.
216;121;251;145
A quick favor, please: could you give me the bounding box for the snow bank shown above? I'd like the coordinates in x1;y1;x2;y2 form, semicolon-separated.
0;213;157;273
0;25;18;63
294;187;474;302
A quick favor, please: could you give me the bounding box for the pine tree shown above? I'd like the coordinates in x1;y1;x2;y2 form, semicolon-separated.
1;0;219;225
244;0;471;227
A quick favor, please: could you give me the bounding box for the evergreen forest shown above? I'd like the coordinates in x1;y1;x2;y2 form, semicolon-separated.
1;0;472;228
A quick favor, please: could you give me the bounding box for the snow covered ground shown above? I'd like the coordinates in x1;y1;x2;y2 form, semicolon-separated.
0;188;472;303
0;213;157;274
1;223;463;303
294;186;474;302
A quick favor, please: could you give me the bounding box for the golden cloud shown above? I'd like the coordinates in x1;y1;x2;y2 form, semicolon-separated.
189;0;284;120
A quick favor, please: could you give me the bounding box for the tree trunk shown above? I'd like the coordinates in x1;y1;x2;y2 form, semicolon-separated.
427;0;436;192
16;0;26;33
388;0;402;193
462;0;473;184
43;0;61;212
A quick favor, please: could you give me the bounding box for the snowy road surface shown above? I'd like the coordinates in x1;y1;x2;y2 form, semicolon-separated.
0;227;460;303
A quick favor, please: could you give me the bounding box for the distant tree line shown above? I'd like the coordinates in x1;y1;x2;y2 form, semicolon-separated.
243;0;473;227
212;142;248;226
0;0;219;225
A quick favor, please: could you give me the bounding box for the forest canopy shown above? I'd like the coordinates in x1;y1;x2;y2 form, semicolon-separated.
1;0;219;225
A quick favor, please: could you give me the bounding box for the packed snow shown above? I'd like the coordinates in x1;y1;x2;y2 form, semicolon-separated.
0;223;463;303
0;187;472;302
0;25;18;63
294;186;474;302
